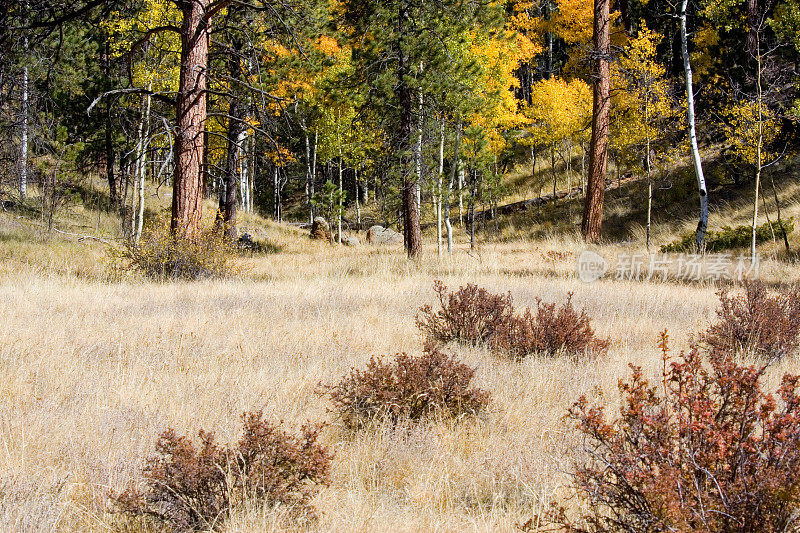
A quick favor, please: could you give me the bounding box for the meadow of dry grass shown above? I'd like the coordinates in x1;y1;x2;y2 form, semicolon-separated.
2;198;800;532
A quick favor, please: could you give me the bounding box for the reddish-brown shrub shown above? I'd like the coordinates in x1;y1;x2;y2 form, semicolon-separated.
324;344;490;429
418;281;608;358
702;280;800;360
416;280;515;346
114;411;331;531
559;331;800;532
492;294;610;358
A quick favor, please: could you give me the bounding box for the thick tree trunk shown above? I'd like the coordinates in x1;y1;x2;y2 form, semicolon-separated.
746;0;760;56
680;0;708;250
582;0;610;243
172;0;210;242
398;2;422;258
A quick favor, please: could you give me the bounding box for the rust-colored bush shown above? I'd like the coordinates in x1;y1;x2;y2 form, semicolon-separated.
418;281;608;358
324;344;490;429
114;411;331;531
492;294;609;358
702;280;800;360
416;280;515;346
559;331;800;532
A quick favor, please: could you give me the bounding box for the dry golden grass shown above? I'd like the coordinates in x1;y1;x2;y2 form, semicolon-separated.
2;202;800;532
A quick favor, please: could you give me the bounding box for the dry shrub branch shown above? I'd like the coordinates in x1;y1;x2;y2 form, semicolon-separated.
417;281;608;358
559;331;800;533
114;411;331;531
323;344;490;429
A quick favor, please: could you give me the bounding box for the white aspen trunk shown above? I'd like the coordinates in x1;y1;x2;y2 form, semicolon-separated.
751;42;763;262
363;168;368;202
248;133;255;214
446;121;461;254
237;127;249;214
581;142;586;192
680;0;708;250
135;90;152;245
459;168;465;226
270;166;276;220
551;144;557;199
132;101;145;241
645;98;653;251
304;125;313;222
415;93;423;217
355;166;361;226
19;49;29;200
437;119;444;258
336;109;343;244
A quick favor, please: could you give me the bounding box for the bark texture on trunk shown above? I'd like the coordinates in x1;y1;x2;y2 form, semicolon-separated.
397;2;422;258
172;0;210;242
582;0;610;243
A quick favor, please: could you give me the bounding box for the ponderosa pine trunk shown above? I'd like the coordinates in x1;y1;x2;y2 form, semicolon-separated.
582;0;610;243
398;2;422;258
680;0;708;250
172;0;210;242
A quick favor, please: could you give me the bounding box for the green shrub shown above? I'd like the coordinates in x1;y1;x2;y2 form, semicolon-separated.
661;218;793;253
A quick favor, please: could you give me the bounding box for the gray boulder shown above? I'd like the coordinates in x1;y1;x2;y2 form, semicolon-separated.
310;217;331;241
366;225;403;245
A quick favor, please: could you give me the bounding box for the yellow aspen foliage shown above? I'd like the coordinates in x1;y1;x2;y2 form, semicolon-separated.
265;145;296;167
508;0;545;60
610;26;677;169
722;101;779;166
467;33;530;156
527;77;592;150
103;0;180;93
551;0;593;46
